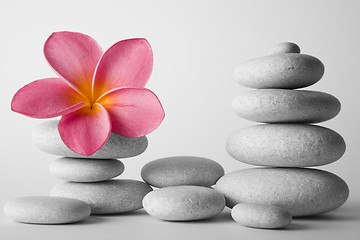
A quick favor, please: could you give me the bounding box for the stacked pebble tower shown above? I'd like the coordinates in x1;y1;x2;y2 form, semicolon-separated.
4;119;152;224
140;156;226;221
215;42;349;229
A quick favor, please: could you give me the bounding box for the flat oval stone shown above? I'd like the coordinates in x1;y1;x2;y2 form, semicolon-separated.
51;179;152;214
234;53;324;89
33;120;148;159
232;89;341;123
49;157;125;182
141;156;225;188
4;196;90;224
231;203;292;229
215;168;349;216
226;124;345;167
143;186;225;221
268;42;301;54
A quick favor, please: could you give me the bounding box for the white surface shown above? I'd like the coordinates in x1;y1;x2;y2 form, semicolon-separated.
1;0;360;239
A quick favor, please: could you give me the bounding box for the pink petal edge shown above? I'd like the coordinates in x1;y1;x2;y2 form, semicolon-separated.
11;78;86;118
44;31;103;99
58;103;112;156
98;87;164;137
92;38;153;101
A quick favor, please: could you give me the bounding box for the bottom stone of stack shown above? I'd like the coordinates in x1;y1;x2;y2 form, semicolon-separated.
214;167;349;217
51;179;152;214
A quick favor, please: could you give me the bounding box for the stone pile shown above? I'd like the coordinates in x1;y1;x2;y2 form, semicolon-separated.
215;42;349;229
4;119;152;224
141;156;226;221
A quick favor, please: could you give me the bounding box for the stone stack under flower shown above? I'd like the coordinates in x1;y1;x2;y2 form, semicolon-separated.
35;120;153;215
215;42;350;229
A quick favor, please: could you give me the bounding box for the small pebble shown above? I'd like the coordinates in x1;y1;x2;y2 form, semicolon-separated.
4;196;90;224
141;156;224;188
234;53;324;89
143;186;225;221
268;42;301;54
232;89;341;123
51;179;152;214
33;120;148;158
226;124;346;167
215;168;349;216
49;157;125;182
231;203;292;229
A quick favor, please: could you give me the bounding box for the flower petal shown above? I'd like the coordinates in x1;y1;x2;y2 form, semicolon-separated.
98;88;164;137
58;103;111;156
92;38;153;100
44;31;103;98
11;78;86;118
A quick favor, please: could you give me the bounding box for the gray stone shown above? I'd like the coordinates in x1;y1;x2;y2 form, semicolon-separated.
215;168;349;216
33;120;148;158
226;124;346;167
51;179;152;214
268;42;301;54
141;156;224;188
143;186;225;221
231;203;292;229
49;157;124;182
4;196;90;224
232;89;341;123
234;53;324;89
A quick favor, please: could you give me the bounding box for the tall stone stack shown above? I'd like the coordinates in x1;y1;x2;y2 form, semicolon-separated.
215;42;349;228
35;120;153;215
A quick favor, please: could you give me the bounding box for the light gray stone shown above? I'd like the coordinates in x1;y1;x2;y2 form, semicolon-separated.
4;196;90;224
268;42;301;54
33;120;148;159
226;124;346;167
231;203;292;229
215;168;349;216
143;186;225;221
234;53;324;89
141;156;224;188
232;89;341;123
49;157;124;182
51;179;152;214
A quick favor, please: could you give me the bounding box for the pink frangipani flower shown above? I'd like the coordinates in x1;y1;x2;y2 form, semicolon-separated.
11;31;165;156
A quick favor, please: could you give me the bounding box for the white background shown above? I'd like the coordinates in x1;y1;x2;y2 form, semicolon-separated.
1;0;359;239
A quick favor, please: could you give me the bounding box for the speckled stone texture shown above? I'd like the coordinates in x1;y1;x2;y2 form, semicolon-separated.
33;120;148;159
141;156;224;188
233;53;324;89
143;186;225;221
215;168;349;216
226;124;346;167
49;157;125;182
4;196;91;224
232;89;340;123
231;203;292;229
51;179;152;214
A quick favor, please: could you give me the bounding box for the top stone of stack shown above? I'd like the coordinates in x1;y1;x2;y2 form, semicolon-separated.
234;42;325;89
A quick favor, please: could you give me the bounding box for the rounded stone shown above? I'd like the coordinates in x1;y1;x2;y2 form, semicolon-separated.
4;196;91;224
233;53;324;89
231;203;292;229
215;168;349;216
226;124;346;167
141;156;225;188
33;120;148;159
51;179;152;214
49;157;125;182
232;89;341;123
268;42;301;54
143;186;226;221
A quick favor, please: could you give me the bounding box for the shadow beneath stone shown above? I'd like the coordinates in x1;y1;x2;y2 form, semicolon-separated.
295;202;360;222
171;210;233;224
91;209;148;218
73;216;110;225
